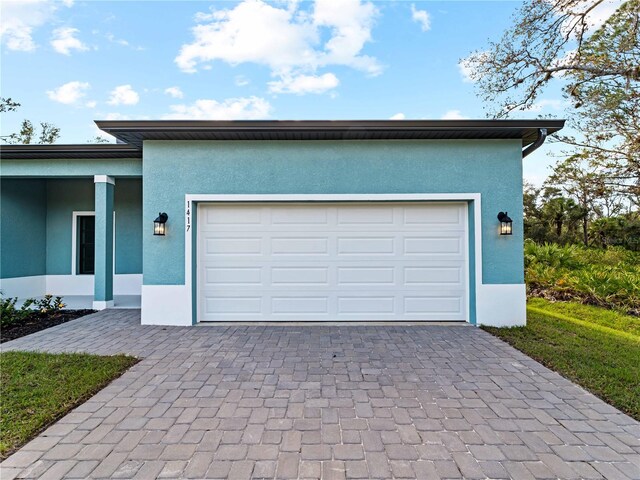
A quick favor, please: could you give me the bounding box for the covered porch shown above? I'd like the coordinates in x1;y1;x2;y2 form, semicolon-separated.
0;145;143;310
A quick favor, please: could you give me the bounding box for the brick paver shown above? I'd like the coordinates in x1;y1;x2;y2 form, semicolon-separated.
1;309;639;479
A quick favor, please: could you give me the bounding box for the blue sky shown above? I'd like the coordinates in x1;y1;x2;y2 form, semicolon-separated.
1;0;572;184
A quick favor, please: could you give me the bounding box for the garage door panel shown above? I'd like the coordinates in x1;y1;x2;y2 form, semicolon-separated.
271;267;329;285
272;296;329;314
403;236;464;255
204;296;262;314
403;204;463;226
271;207;329;225
338;296;395;314
337;267;395;285
205;267;262;285
404;296;463;315
198;202;468;322
337;237;395;255
271;237;329;255
337;206;395;225
205;207;262;225
404;266;462;285
205;237;263;255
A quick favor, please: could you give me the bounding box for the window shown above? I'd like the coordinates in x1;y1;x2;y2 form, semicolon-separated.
77;215;95;275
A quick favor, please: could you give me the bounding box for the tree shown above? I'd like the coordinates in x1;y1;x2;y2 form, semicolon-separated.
5;120;60;145
540;189;584;242
0;97;20;112
465;0;639;201
0;98;60;145
545;153;616;244
464;0;639;115
87;136;111;144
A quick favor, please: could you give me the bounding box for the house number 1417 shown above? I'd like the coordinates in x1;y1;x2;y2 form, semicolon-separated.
186;200;191;232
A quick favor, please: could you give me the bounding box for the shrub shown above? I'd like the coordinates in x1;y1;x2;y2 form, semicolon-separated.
0;297;35;328
525;241;640;315
0;295;65;328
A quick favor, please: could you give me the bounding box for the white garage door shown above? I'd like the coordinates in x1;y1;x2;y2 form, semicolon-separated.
198;203;468;322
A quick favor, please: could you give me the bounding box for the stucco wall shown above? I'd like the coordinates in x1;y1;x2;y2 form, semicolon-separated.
0;179;47;278
46;178;143;275
143;140;524;287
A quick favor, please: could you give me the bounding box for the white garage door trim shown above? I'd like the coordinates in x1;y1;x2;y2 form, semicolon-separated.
186;194;482;324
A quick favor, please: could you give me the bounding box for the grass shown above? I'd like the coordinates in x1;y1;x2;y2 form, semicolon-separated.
524;240;640;314
483;298;640;421
0;351;138;459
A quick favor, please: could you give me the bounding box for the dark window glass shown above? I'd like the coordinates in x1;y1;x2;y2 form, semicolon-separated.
78;216;95;275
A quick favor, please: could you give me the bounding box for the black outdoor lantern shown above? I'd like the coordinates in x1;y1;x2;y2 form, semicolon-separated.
154;212;168;236
497;211;513;235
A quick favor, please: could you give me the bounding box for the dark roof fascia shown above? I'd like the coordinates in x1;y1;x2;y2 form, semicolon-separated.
95;119;566;148
0;144;142;159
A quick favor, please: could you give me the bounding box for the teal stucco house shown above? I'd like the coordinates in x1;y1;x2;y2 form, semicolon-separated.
0;119;564;327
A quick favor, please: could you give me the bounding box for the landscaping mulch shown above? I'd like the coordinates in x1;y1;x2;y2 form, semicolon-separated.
1;310;95;343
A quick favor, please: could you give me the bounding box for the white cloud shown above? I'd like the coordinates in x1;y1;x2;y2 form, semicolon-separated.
104;113;130;120
107;85;140;106
175;0;380;94
163;96;271;120
441;110;468;120
411;4;431;31
105;32;145;51
85;100;97;108
51;27;88;55
164;86;184;99
559;0;623;37
457;57;477;83
46;81;90;104
106;33;129;47
235;75;250;86
390;113;406;120
268;72;339;95
0;0;57;51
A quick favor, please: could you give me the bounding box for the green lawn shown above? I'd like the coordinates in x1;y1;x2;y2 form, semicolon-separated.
483;298;640;421
0;352;137;459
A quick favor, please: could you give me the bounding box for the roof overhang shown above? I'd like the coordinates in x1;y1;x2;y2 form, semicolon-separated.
95;119;565;149
0;143;142;159
1;120;565;159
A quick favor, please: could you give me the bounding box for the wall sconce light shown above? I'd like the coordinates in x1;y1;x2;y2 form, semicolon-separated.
154;212;168;236
497;211;512;235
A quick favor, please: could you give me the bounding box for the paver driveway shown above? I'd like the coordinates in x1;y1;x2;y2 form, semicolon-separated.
1;310;639;480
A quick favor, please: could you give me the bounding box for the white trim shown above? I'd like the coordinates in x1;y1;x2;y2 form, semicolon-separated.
186;193;481;203
71;211;116;275
476;284;526;327
71;211;94;275
0;274;142;298
184;193;484;326
0;275;46;298
141;285;191;325
93;175;115;185
93;300;114;310
114;273;143;295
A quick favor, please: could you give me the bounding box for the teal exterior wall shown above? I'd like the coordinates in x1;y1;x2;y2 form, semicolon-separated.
0;158;141;177
46;179;94;275
114;179;143;274
0;179;47;278
0;178;142;279
143;140;524;287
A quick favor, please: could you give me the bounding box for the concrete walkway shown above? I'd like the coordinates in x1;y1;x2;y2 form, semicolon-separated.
1;310;639;479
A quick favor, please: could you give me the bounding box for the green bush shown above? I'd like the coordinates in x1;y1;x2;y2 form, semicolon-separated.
0;295;65;328
524;240;640;314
